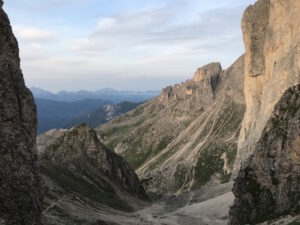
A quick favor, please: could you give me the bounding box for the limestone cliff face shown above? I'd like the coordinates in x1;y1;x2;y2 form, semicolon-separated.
0;1;42;224
229;84;300;225
192;62;221;98
233;0;300;174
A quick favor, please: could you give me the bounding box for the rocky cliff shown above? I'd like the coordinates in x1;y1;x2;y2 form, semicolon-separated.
98;55;245;198
0;1;42;224
229;84;300;225
233;0;300;174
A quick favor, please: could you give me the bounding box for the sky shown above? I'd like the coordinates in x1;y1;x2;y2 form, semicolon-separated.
4;0;256;92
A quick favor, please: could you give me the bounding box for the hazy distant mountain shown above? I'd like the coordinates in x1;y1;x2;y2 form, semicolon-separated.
36;98;111;134
31;87;159;103
65;101;140;129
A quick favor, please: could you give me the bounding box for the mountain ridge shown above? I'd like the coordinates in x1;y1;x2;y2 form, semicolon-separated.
65;101;140;129
39;124;150;224
98;55;245;198
36;98;111;134
31;87;160;103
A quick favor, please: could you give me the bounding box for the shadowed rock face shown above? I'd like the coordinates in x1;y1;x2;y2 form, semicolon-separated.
229;84;300;225
41;124;149;201
0;1;42;224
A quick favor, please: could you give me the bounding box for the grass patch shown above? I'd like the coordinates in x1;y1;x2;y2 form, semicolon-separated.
131;107;144;117
192;147;224;189
102;119;145;137
150;138;170;157
147;191;163;202
227;145;237;165
288;221;300;225
122;143;152;170
173;164;188;189
220;172;232;184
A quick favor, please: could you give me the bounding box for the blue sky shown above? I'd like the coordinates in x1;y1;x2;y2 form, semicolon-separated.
4;0;256;92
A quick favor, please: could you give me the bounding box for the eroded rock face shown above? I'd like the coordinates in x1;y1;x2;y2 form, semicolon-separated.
0;1;42;224
193;62;221;96
234;0;300;174
229;84;300;225
193;62;221;82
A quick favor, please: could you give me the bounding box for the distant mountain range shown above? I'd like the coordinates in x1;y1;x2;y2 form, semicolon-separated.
35;98;111;134
65;101;140;129
31;87;160;103
35;98;142;134
32;87;158;134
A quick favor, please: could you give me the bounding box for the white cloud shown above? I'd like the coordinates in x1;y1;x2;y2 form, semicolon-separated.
97;18;116;30
14;26;56;43
7;0;255;91
69;4;246;69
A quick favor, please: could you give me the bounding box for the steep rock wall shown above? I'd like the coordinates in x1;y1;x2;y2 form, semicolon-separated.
0;1;42;224
233;0;300;174
229;84;300;224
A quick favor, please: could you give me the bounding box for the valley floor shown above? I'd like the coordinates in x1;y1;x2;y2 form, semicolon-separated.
42;183;233;225
41;182;300;225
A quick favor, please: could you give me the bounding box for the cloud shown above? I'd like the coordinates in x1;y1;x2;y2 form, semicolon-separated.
70;3;245;61
14;26;56;43
6;0;255;91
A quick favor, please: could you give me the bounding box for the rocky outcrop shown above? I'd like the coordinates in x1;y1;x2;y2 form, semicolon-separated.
233;0;300;174
229;84;300;225
39;124;149;223
159;62;221;105
41;124;148;201
0;1;42;224
193;62;221;97
193;62;221;82
98;55;245;198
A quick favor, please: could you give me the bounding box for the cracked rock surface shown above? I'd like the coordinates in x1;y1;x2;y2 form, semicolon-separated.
0;0;42;224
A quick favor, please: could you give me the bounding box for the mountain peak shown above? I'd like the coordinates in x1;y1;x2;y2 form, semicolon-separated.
72;122;90;131
41;124;149;201
158;62;223;104
193;62;222;82
42;124;107;165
